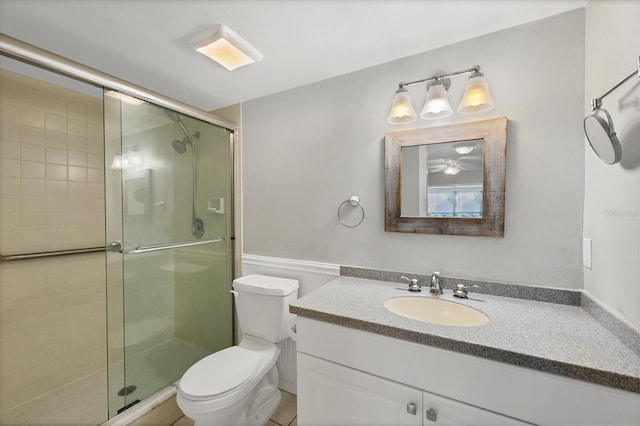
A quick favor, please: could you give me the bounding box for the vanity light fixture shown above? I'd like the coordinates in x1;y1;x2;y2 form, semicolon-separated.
388;65;494;124
189;24;263;71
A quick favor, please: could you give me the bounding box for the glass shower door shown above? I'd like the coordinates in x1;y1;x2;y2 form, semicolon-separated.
104;93;233;416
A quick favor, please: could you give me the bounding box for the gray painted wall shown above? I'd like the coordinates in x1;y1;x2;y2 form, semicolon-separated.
584;1;639;327
243;10;585;289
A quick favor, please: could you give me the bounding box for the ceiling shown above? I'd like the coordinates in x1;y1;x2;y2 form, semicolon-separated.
0;0;586;112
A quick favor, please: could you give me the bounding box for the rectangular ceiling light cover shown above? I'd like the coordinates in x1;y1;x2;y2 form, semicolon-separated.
189;24;263;71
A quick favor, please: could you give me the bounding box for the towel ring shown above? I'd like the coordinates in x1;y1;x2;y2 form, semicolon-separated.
338;195;365;228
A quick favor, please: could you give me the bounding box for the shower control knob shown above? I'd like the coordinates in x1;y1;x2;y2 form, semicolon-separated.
192;218;205;239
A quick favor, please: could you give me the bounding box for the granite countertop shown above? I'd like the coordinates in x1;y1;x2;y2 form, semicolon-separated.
290;276;640;393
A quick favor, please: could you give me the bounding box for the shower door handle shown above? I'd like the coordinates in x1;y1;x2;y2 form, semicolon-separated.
124;238;225;254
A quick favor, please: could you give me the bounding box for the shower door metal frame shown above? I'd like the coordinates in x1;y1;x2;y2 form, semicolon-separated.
0;33;237;132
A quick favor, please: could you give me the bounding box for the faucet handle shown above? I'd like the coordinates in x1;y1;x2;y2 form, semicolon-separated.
453;283;480;298
399;275;421;292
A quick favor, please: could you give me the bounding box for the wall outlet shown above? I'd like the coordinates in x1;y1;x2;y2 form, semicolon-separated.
583;238;592;269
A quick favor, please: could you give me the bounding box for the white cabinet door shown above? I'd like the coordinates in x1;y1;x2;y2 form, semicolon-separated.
422;391;533;426
298;353;422;426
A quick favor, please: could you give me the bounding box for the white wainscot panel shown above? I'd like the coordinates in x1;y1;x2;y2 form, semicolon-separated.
241;254;340;394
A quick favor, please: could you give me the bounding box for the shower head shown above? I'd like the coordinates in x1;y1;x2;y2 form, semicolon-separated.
172;137;190;154
164;109;194;142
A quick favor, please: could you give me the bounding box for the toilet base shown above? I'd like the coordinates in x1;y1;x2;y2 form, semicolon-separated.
191;390;280;426
185;365;282;426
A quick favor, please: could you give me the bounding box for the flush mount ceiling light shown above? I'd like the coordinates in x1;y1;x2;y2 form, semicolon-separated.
388;65;494;124
189;24;263;71
453;144;474;155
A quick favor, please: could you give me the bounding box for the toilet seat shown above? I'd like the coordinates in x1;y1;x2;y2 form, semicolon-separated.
180;346;259;401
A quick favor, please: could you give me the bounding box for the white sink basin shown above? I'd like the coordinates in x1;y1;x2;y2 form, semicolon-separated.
384;296;489;327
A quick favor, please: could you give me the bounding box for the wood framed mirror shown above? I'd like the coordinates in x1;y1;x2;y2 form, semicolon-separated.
385;117;507;237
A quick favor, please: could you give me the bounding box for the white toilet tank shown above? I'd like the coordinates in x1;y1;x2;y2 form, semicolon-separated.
232;275;299;343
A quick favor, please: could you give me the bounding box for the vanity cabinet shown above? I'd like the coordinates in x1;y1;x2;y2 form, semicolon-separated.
296;317;640;426
299;353;531;425
298;353;422;425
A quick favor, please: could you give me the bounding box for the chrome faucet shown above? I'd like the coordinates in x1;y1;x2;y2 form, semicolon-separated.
429;272;443;295
399;275;421;292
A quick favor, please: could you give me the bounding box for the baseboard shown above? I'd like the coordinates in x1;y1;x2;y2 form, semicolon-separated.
279;379;297;395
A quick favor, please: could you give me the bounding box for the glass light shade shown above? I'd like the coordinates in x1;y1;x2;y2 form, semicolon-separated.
388;87;417;124
457;74;495;114
420;83;452;119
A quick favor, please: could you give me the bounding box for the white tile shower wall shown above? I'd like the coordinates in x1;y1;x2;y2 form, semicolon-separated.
241;254;339;393
0;69;105;255
0;69;107;414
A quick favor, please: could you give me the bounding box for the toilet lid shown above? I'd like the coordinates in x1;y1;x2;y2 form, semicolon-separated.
180;347;259;399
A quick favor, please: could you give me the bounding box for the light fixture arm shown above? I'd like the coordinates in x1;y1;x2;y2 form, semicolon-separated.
590;56;639;111
398;65;481;89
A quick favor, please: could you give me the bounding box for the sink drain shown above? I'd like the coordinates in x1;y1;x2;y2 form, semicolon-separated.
117;385;137;396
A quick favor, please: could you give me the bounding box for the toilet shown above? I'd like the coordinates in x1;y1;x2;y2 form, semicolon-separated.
177;274;299;426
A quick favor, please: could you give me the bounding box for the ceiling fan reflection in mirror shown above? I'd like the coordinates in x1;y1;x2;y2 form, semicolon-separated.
428;157;480;175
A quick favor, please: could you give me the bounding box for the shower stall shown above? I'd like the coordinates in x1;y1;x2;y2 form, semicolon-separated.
0;35;236;424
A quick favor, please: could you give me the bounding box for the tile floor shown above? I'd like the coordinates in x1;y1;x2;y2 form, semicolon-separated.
267;391;297;426
172;390;297;426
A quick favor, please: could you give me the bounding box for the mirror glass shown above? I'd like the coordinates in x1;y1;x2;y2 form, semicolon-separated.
584;110;622;165
385;117;507;237
401;140;484;218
